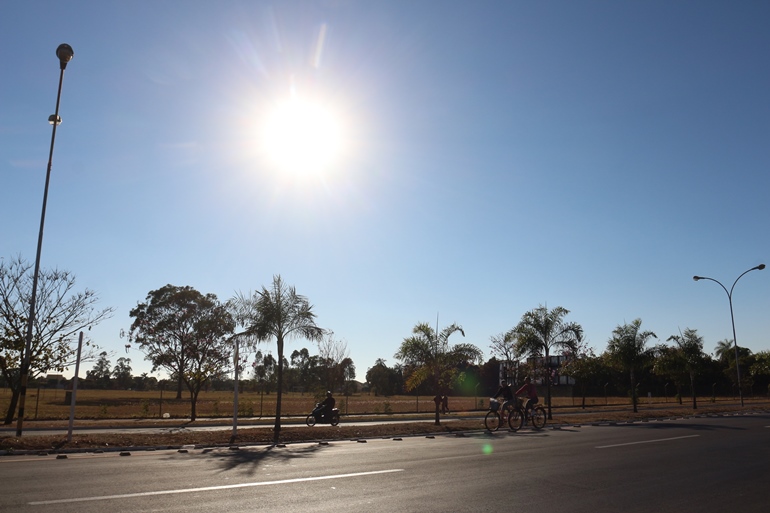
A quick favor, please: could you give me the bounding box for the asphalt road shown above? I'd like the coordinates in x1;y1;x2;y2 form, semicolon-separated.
2;412;769;513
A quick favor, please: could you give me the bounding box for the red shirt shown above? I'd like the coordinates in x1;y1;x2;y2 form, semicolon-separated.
515;382;538;400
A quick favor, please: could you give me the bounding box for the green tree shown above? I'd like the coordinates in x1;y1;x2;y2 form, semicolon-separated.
512;305;583;419
289;347;317;393
231;276;324;442
561;346;602;409
129;285;235;419
366;358;402;396
252;351;277;393
714;338;752;394
605;319;657;413
181;304;234;419
0;256;113;424
714;339;734;363
653;345;687;404
665;328;706;409
394;322;482;425
87;351;112;389
112;357;133;389
749;350;770;395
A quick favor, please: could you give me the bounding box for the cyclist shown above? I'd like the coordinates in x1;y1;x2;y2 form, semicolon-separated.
491;380;514;412
515;376;539;420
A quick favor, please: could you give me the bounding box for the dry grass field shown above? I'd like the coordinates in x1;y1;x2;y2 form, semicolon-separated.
2;387;734;420
1;387;768;453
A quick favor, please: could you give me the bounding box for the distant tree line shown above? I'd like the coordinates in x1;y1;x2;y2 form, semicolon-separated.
3;255;769;440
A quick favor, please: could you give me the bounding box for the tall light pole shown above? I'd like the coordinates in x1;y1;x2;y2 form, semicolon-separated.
693;264;765;407
16;44;74;436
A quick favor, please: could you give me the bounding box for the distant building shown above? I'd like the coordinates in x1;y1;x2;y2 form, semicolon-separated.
526;355;575;386
499;355;575;386
45;374;66;388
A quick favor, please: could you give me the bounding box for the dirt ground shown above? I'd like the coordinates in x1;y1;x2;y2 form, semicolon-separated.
2;400;767;454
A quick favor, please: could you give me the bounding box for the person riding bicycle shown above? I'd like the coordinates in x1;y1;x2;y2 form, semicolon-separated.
515;377;538;418
320;391;336;420
491;380;515;412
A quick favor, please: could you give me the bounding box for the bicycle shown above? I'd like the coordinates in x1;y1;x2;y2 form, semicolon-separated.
507;398;546;431
484;398;517;431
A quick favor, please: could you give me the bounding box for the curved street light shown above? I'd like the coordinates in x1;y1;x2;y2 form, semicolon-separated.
16;44;74;436
693;264;765;407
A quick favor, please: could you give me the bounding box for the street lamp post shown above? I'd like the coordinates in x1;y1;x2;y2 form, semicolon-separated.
15;44;74;437
693;264;765;407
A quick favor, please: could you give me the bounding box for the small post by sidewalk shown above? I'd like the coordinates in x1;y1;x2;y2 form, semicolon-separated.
66;332;83;443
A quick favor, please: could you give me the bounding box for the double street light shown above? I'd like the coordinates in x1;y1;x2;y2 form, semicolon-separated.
693;264;765;407
16;44;74;436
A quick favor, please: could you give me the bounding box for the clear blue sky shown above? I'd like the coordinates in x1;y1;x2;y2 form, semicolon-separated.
2;1;768;380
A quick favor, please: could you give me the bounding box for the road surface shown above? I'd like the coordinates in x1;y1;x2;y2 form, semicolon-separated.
1;412;768;512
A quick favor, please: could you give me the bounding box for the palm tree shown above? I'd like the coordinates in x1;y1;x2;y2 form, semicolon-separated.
666;328;705;410
605;319;657;413
714;339;734;363
395;322;482;425
230;276;324;443
713;338;752;396
512;305;583;419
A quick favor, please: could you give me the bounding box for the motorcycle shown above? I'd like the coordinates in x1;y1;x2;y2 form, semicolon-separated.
306;403;341;426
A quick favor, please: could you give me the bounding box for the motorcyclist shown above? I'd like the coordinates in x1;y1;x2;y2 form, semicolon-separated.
491;380;514;412
319;391;336;420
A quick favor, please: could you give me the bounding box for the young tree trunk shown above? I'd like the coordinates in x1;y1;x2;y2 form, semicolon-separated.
630;369;637;413
274;340;284;443
190;390;197;421
434;389;440;426
690;372;697;410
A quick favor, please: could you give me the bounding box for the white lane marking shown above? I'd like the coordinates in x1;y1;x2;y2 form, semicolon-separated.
29;468;404;505
596;434;700;449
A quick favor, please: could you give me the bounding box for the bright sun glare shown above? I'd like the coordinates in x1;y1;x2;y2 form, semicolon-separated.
261;97;343;177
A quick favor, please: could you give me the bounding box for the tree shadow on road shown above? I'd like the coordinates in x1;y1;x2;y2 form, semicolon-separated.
199;443;330;475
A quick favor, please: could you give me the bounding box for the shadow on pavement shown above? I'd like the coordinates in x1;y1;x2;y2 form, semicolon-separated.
195;443;330;475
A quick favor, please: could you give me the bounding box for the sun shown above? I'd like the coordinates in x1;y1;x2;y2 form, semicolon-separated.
261;97;344;177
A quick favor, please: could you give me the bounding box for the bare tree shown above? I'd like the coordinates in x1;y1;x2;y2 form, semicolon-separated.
318;331;351;392
0;255;113;424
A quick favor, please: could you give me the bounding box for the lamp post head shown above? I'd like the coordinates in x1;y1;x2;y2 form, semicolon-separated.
693;276;702;281
757;264;766;271
56;44;74;70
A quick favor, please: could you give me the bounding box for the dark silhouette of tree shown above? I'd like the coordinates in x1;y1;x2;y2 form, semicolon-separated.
87;352;112;389
0;256;113;424
605;319;656;413
230;276;324;443
129;285;234;419
112;357;133;389
395;322;482;425
512;305;583;419
665;328;706;409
